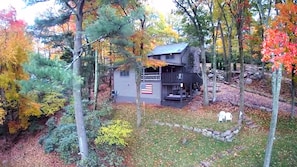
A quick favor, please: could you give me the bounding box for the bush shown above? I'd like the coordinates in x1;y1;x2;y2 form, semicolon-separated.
42;124;79;163
39;102;127;166
77;150;99;167
95;120;132;147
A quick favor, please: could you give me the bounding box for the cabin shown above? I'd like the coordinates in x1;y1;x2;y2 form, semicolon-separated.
113;42;203;108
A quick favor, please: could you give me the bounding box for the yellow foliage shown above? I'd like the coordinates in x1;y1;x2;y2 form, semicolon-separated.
0;108;6;125
0;8;33;133
17;96;41;131
95;120;132;146
41;92;66;116
19;96;42;117
144;58;167;68
8;121;20;134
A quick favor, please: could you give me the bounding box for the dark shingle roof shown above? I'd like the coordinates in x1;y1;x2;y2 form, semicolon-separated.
148;42;188;56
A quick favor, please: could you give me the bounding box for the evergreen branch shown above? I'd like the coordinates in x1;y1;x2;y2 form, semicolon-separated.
65;36;106;70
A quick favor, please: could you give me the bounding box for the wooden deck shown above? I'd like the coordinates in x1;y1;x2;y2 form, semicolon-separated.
161;97;193;108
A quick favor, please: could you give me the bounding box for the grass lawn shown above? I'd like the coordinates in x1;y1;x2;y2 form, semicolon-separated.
113;103;297;167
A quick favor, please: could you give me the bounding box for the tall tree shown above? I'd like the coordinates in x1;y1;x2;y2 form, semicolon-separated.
86;2;167;127
208;0;218;102
251;0;273;69
173;0;210;106
261;28;297;167
217;0;234;83
0;7;41;134
226;0;250;119
271;1;297;117
262;3;297;164
23;0;102;159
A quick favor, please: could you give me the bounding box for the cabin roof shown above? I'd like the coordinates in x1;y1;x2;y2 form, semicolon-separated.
148;42;188;56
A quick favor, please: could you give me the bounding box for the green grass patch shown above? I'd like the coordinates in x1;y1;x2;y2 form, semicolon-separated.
113;104;297;167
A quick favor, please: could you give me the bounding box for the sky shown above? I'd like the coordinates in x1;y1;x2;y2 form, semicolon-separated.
0;0;175;25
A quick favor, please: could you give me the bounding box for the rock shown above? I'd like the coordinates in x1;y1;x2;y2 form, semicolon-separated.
213;131;220;135
206;130;213;137
201;161;211;167
226;137;233;142
182;125;193;131
218;75;224;81
245;78;253;85
165;123;173;127
225;134;233;140
233;129;240;134
174;124;181;128
208;73;214;78
221;130;232;137
193;127;202;133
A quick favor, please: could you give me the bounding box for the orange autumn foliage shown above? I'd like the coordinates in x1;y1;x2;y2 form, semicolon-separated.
261;2;297;73
0;7;41;133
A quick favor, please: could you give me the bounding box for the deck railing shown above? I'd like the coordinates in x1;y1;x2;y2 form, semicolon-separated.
161;72;202;84
141;72;202;85
141;72;161;81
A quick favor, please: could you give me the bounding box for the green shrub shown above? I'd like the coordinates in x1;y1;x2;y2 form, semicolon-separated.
77;150;99;167
41;123;79;163
39;102;128;166
95;120;132;147
100;146;124;167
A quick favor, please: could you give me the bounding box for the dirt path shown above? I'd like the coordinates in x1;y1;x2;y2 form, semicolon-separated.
215;83;296;115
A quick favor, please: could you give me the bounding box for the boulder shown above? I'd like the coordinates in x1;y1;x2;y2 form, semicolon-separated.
245;78;253;85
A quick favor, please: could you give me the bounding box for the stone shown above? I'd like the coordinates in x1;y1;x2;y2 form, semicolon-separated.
193;127;202;133
233;129;240;134
208;73;214;78
213;131;220;135
206;131;213;137
182;125;193;131
226;137;233;142
218;75;224;81
218;137;225;142
245;78;253;85
174;124;181;128
225;134;233;140
221;130;232;137
201;161;211;167
165;123;173;127
158;122;165;126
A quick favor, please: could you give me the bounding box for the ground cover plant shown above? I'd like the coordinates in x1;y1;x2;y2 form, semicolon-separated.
114;103;297;167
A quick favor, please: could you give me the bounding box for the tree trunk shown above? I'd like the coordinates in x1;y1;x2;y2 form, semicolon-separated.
238;22;245;119
93;50;99;110
135;67;142;128
219;23;228;78
291;71;295;118
226;28;232;83
73;0;88;160
212;24;219;102
263;66;282;167
200;42;209;106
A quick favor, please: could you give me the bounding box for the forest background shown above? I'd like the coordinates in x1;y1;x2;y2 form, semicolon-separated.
0;0;296;166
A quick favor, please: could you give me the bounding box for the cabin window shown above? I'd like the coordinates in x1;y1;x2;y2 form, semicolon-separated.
120;70;129;76
166;54;174;59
